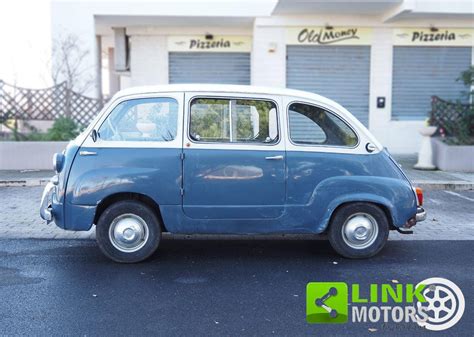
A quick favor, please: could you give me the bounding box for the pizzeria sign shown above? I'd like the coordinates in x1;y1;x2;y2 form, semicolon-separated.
393;28;473;46
168;35;252;52
287;27;372;45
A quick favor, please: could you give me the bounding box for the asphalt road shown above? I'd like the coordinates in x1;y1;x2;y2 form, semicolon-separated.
0;239;472;336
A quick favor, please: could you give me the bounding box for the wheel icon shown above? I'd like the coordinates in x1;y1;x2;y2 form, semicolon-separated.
416;277;465;331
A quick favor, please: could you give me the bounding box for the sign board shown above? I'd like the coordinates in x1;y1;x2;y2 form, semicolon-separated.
168;36;252;52
287;27;372;45
393;28;474;46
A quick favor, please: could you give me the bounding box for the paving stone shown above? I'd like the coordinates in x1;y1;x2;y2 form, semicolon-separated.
0;186;472;241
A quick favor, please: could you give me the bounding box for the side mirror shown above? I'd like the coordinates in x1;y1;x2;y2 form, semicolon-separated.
90;129;98;142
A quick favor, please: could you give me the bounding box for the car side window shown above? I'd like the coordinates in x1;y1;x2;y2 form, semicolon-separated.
98;97;178;142
288;103;358;147
190;98;278;144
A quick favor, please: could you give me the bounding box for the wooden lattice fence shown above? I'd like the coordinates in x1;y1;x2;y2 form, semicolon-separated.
431;95;474;136
0;80;104;126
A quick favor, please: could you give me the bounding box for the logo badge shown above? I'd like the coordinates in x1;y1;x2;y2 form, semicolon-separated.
416;277;465;331
306;282;348;323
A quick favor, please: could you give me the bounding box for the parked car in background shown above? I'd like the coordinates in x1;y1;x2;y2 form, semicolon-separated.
40;84;426;263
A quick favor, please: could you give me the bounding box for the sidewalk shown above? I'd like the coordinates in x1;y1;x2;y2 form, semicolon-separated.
0;187;472;240
0;169;53;187
395;154;474;191
0;154;472;190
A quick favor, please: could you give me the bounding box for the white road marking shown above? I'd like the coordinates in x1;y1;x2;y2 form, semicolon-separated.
444;190;474;202
429;198;441;205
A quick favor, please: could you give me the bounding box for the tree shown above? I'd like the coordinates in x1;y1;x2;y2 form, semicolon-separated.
49;34;95;117
50;33;94;94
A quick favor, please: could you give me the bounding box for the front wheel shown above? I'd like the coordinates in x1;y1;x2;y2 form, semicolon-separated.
328;203;389;259
96;200;161;263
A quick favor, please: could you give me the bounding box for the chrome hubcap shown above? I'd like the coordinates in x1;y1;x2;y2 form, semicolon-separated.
341;213;378;249
108;214;149;253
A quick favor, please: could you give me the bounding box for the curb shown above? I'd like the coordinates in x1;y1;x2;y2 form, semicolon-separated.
0;178;51;187
0;178;473;191
412;180;474;191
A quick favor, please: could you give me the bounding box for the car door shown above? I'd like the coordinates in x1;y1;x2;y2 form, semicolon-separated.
182;92;286;220
70;93;184;208
284;98;362;227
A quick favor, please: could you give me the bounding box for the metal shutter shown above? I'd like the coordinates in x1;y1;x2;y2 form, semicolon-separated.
392;47;471;120
288;110;326;143
287;45;370;126
169;52;250;85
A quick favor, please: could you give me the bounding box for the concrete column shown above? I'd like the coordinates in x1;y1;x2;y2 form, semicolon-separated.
108;47;120;95
130;35;168;86
368;28;393;133
251;25;286;87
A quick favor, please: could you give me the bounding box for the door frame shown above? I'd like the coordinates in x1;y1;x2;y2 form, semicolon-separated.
181;91;288;219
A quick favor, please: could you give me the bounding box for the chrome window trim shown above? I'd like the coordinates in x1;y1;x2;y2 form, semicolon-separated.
186;95;282;148
286;100;361;150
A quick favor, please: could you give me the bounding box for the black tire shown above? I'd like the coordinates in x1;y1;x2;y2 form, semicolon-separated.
96;200;161;263
328;203;389;259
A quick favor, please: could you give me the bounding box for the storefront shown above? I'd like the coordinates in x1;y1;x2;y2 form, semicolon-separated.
168;35;252;85
391;28;472;120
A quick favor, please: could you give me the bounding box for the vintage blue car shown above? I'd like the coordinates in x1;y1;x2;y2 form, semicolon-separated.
40;84;426;263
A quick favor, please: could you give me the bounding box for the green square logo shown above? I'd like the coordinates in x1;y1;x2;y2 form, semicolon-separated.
306;282;348;324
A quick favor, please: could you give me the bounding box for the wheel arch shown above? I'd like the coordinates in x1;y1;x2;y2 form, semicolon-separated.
319;195;397;233
326;201;395;232
94;192;167;232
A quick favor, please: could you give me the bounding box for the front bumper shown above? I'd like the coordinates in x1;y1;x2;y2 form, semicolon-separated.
40;181;55;223
416;206;426;222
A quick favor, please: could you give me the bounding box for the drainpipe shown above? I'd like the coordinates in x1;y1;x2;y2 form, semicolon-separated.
96;35;103;107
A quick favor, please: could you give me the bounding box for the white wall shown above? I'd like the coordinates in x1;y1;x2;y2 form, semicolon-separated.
251;25;286;87
130;36;168;86
0;142;68;170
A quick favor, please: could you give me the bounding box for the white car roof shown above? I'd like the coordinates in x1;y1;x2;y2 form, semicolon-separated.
102;84;382;152
113;84;344;110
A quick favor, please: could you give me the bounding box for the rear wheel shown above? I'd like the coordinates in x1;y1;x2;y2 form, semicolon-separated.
96;200;161;263
328;203;389;259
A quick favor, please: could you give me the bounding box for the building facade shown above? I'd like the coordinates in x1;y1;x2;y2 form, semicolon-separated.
52;0;474;153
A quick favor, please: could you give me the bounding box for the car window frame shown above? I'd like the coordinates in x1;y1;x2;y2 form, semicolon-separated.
80;92;184;149
97;96;180;143
286;100;360;149
187;95;281;147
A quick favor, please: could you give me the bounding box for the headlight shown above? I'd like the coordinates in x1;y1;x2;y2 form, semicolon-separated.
53;153;65;173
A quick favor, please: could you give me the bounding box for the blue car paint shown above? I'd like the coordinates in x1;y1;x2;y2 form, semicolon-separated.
56;141;416;233
61;146;181;230
160;149;415;234
182;148;286;219
285;149;416;228
49;142;81;229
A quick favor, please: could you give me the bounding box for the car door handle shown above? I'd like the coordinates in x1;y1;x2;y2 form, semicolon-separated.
265;155;284;160
79;151;97;156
